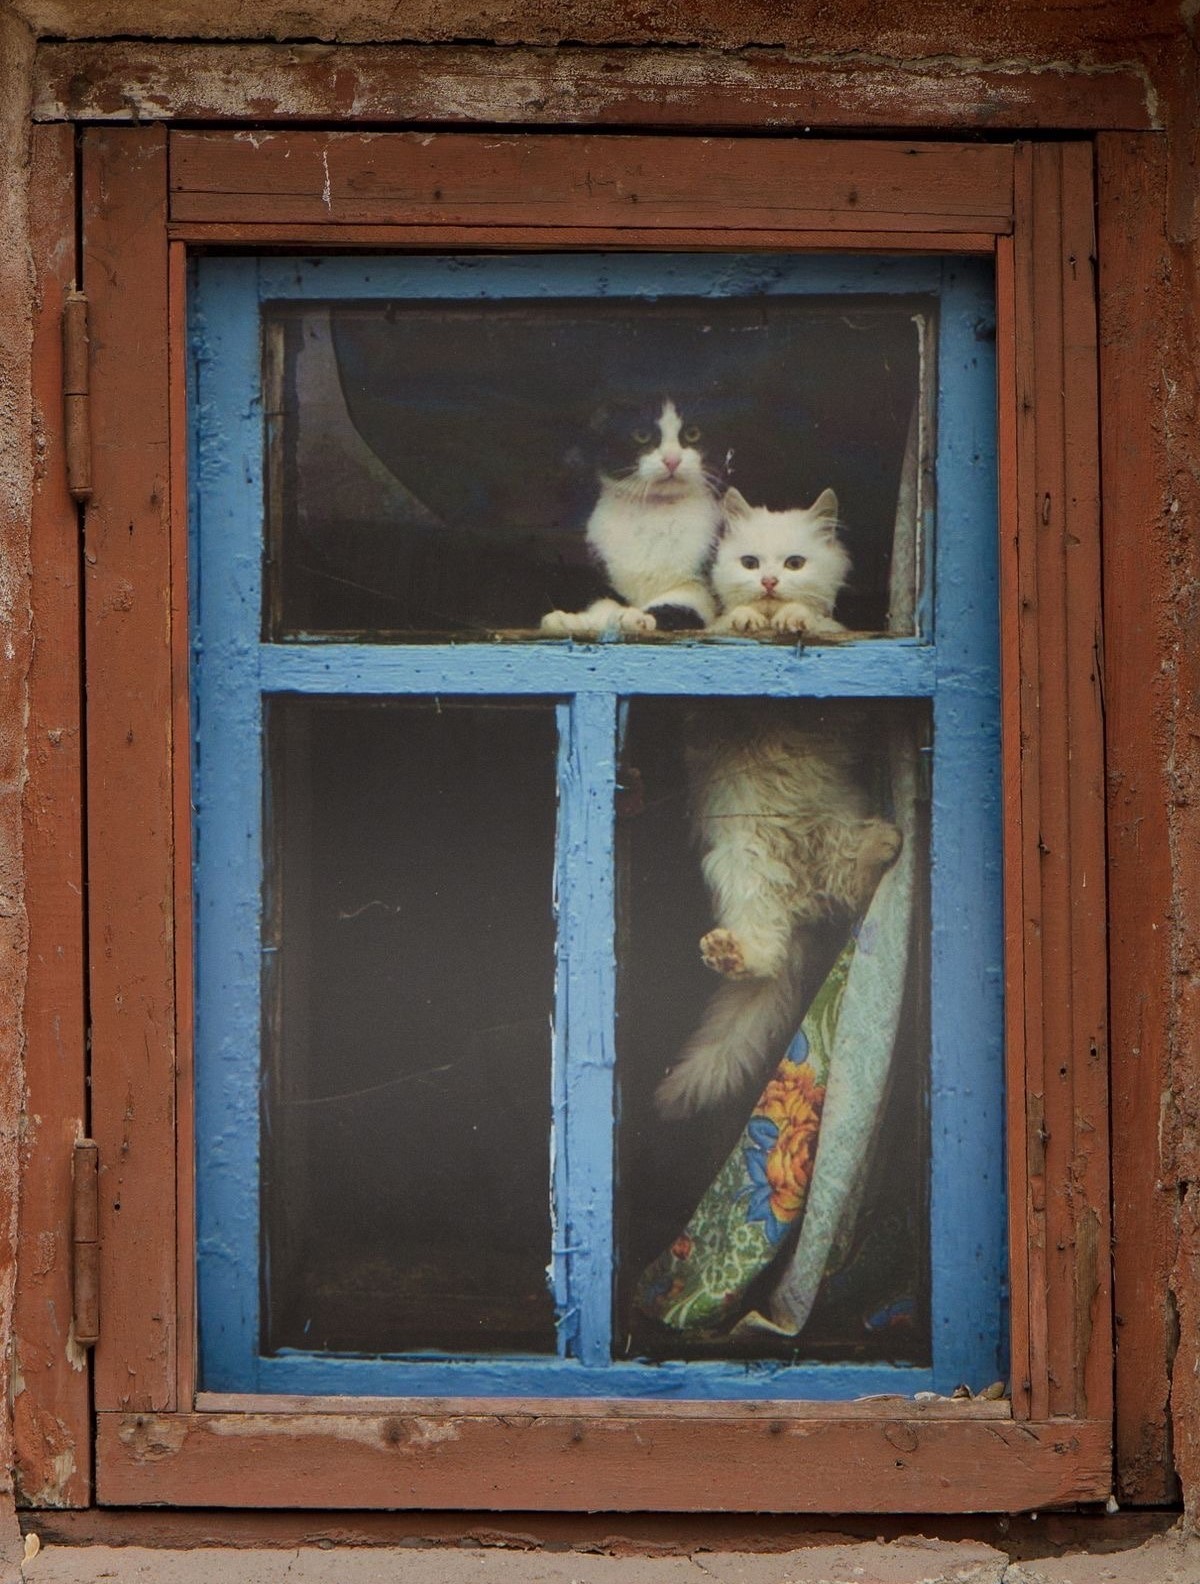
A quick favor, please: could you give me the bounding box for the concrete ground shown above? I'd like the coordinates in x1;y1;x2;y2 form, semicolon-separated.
11;1529;1200;1584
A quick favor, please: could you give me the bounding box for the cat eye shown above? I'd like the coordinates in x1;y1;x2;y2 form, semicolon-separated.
681;425;702;444
784;555;808;570
631;427;654;445
739;555;760;569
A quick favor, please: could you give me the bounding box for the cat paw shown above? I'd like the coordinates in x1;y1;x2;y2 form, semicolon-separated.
714;605;770;635
617;606;657;635
860;818;904;869
699;927;752;979
540;609;575;636
770;601;847;638
646;602;705;632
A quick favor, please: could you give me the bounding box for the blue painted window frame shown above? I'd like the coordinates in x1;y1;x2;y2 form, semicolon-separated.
190;252;1004;1400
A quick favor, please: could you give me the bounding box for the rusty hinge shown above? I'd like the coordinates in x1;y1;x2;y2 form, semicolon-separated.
62;289;92;504
72;1138;99;1347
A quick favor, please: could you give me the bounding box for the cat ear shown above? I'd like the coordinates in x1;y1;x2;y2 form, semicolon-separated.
810;487;839;521
722;487;752;521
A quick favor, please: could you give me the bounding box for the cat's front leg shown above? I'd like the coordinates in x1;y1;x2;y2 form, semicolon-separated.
540;599;632;639
711;603;771;635
770;600;847;638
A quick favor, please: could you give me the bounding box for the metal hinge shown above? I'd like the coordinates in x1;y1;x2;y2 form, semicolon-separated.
62;289;92;504
72;1138;99;1347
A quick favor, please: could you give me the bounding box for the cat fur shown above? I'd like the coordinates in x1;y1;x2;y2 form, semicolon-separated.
541;399;721;638
710;486;849;638
655;715;902;1119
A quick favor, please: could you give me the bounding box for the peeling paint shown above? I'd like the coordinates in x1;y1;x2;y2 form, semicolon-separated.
64;1320;87;1373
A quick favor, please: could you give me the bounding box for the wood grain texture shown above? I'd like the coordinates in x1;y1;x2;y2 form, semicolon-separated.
1010;143;1110;1428
1096;131;1178;1506
168;240;197;1412
995;231;1031;1428
31;42;1157;132
169;131;1015;231
82;125;177;1416
15;120;91;1510
1011;143;1050;1425
1057;140;1111;1430
97;1410;1110;1512
166;222;1000;252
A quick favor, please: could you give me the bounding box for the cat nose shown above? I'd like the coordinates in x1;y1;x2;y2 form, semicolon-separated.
662;453;681;473
761;575;779;592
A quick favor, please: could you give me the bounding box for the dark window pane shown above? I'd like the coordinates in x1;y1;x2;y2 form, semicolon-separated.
261;698;558;1356
265;292;926;640
615;697;931;1365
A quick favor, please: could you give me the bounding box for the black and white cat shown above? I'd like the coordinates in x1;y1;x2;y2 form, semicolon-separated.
541;398;722;638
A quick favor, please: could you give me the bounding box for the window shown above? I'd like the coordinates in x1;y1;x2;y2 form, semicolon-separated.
192;251;1004;1400
68;128;1110;1510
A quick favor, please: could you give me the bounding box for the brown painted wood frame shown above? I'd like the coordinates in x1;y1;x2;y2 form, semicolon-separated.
16;121;92;1510
69;123;1113;1511
1095;131;1178;1507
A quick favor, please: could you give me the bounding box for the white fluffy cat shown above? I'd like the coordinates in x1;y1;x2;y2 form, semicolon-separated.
655;723;902;1116
541;399;721;638
710;487;850;638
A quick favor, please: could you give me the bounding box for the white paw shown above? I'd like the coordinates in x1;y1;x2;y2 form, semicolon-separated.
540;610;574;636
617;606;657;635
771;602;846;637
715;605;770;635
699;927;751;978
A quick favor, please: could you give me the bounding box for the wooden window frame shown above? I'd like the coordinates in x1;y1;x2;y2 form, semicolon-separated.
25;121;1114;1512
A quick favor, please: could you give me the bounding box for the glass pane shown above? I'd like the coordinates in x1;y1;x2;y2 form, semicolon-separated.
261;697;558;1356
615;697;930;1364
265;280;927;641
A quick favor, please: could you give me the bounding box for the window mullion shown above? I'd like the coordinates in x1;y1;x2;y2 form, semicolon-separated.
554;692;618;1367
929;259;1005;1391
193;257;267;1390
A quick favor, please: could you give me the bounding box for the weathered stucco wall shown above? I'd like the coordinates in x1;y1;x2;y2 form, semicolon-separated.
0;6;35;1571
1;0;1198;1542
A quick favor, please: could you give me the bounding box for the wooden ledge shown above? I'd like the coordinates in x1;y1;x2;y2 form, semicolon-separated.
99;1409;1109;1511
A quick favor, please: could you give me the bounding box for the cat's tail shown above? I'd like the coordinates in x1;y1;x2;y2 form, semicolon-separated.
655;962;803;1120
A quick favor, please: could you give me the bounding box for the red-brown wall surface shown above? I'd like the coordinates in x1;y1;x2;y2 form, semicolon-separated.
1;0;1198;1548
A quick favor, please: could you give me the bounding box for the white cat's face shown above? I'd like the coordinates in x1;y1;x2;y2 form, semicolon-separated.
712;488;849;610
605;399;711;498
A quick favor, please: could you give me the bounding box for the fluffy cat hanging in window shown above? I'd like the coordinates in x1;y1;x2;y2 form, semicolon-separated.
541;398;722;638
656;711;903;1119
709;486;850;638
655;494;900;1122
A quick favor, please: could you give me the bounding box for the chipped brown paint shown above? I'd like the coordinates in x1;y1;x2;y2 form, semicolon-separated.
2;0;1200;1539
31;42;1158;130
0;3;38;1565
